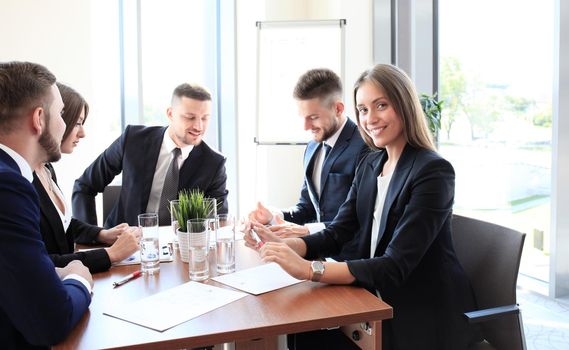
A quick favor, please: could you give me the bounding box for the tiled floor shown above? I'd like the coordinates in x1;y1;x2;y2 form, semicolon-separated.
518;275;569;349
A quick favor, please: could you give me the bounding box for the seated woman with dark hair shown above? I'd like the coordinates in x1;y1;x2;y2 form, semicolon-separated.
32;82;140;273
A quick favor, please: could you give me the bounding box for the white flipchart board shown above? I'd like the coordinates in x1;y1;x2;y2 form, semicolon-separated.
255;20;346;207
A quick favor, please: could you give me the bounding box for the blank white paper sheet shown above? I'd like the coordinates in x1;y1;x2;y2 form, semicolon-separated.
211;262;304;295
103;281;247;332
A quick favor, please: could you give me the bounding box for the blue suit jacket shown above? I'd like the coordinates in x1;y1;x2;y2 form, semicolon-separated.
0;149;91;349
72;125;228;228
302;145;477;350
283;118;369;226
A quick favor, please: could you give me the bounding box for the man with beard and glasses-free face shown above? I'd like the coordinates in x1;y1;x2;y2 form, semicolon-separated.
72;83;228;228
247;68;369;261
0;61;92;349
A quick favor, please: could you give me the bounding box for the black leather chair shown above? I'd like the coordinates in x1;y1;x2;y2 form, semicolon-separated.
102;185;121;224
452;214;527;350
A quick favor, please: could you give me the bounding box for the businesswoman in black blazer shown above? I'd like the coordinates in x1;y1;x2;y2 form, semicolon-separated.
246;64;478;350
32;83;140;273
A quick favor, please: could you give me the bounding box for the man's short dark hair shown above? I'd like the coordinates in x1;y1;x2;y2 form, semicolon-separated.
293;68;343;102
171;83;211;104
0;61;56;133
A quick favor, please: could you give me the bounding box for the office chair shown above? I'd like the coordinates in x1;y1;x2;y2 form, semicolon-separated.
102;185;121;224
452;214;527;350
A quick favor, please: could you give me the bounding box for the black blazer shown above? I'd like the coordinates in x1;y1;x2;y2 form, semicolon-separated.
72;125;229;228
283;118;369;229
302;145;477;350
33;164;111;273
0;149;90;349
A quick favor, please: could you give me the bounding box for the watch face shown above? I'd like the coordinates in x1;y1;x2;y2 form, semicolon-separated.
311;261;325;281
313;261;325;273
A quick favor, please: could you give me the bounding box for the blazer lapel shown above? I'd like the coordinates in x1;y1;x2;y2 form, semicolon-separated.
358;152;385;255
33;173;68;253
140;127;167;211
179;142;205;189
374;145;416;255
320;119;357;193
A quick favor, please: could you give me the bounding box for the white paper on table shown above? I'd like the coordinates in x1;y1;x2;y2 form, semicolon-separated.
211;262;304;295
103;281;248;332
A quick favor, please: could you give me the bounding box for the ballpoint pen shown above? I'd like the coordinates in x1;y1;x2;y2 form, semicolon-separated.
112;270;142;288
250;229;264;248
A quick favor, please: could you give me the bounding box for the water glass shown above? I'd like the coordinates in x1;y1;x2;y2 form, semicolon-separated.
215;214;236;274
204;197;217;249
187;218;209;281
138;213;160;274
169;199;180;249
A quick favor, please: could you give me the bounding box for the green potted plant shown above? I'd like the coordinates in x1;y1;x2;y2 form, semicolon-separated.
420;92;444;146
173;189;216;263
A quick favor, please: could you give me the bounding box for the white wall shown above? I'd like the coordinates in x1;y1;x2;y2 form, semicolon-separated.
0;0;122;215
235;0;372;216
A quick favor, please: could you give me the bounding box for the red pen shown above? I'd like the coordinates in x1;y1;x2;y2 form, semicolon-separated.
251;229;264;248
112;270;142;288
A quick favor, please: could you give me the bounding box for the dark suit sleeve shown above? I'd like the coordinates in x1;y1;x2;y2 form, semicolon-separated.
0;172;90;346
206;156;229;215
282;179;317;225
347;158;455;291
319;144;371;228
72;129;127;225
49;247;111;273
301;170;362;258
70;218;103;244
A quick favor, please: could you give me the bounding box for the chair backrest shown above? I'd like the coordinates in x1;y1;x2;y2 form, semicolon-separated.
451;214;526;350
102;185;121;224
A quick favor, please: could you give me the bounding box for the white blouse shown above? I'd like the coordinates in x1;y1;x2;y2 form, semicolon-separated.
369;172;394;258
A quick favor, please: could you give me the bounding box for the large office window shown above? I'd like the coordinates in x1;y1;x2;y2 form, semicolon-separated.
438;0;554;282
139;0;214;126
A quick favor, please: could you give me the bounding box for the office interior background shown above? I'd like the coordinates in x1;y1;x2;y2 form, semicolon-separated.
1;0;568;304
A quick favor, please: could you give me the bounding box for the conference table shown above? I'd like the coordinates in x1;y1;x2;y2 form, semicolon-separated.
54;231;393;349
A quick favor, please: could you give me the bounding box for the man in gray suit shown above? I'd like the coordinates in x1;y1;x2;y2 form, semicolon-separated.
249;68;369;256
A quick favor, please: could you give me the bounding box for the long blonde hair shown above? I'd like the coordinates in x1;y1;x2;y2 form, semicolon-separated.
353;64;435;151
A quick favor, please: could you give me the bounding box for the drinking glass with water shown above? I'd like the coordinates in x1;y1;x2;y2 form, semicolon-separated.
138;213;160;274
188;218;209;281
169;199;180;249
215;214;236;274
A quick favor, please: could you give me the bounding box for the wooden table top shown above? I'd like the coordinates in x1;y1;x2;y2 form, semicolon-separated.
54;240;392;350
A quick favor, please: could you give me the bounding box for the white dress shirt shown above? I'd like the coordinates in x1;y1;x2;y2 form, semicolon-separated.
146;128;194;213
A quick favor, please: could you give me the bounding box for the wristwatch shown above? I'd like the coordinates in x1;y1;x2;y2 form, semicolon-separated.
310;260;325;282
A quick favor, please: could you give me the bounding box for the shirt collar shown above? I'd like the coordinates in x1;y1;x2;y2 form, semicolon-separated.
0;143;34;182
323;117;348;149
163;127;194;160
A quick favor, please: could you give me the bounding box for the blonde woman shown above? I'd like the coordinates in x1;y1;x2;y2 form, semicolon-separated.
246;64;478;350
